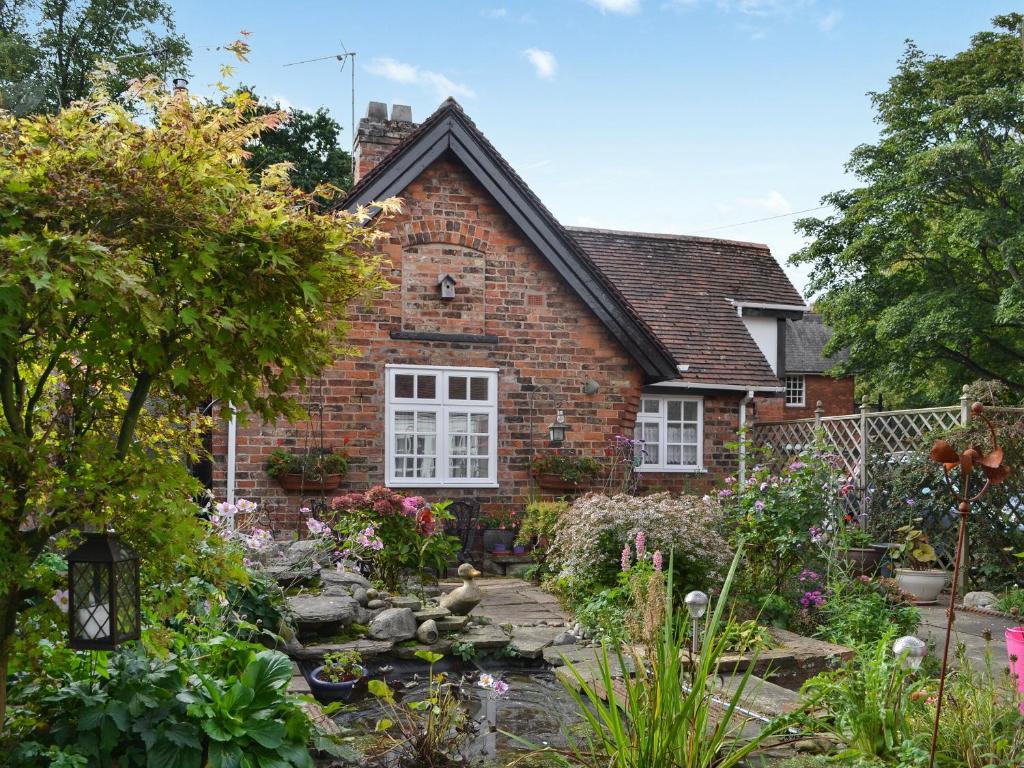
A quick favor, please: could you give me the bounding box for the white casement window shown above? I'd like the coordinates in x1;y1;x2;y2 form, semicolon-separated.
635;395;703;472
785;375;806;407
385;365;498;487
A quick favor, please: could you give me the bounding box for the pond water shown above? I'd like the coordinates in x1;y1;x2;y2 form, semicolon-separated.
325;657;584;765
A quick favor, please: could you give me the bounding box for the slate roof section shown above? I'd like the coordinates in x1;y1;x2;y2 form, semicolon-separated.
785;313;848;374
568;227;805;389
341;99;680;382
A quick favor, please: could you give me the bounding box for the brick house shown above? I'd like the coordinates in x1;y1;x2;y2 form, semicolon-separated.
212;99;832;532
754;313;854;421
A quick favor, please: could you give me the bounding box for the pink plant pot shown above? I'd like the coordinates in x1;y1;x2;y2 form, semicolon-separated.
1005;627;1024;714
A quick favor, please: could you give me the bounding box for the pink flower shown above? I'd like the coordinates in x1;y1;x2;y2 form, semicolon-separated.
635;531;646;560
306;518;330;536
235;498;257;514
492;680;509;695
754;499;765;511
621;543;631;572
652;550;663;572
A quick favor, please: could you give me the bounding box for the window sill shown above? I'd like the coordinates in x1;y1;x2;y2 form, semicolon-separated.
385;481;500;489
785;404;806;408
635;467;707;474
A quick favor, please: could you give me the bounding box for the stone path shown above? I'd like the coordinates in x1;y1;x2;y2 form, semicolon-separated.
443;576;571;626
916;603;1020;670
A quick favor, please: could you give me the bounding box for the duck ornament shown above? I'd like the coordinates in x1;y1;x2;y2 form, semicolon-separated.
439;563;483;616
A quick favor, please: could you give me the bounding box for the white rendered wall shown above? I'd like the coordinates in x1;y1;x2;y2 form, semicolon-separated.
742;316;778;374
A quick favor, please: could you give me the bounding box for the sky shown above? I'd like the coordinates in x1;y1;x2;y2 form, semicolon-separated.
172;0;1014;297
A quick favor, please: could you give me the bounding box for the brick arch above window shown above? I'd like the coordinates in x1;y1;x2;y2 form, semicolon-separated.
397;219;493;253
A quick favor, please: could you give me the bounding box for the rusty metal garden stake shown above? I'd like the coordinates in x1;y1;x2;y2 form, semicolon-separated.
926;403;1010;768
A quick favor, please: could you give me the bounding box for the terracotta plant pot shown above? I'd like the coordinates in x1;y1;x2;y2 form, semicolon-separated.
895;568;949;605
308;664;366;702
838;546;884;577
276;473;343;492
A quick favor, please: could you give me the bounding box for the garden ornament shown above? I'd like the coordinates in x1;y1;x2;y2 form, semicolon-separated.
926;402;1010;768
439;563;483;616
684;590;709;656
892;635;927;670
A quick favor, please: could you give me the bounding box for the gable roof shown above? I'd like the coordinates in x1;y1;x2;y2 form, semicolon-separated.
785;313;848;374
568;227;803;389
342;99;679;382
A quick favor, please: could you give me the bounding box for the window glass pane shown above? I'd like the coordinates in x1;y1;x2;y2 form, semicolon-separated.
395;435;413;454
448;376;467;400
416;375;436;399
450;458;467;478
642;422;659;444
395;375;414;398
394;411;414;433
470;414;489;433
683;424;698;444
666;445;682;465
416;412;436;432
450;434;468;454
470;435;489;456
642;398;659;414
416;435;436;455
667;424;682;443
683;401;698;420
667;400;682;421
469;377;489;401
682;445;698;465
645;444;659;464
470;458;488;478
449;412;468;433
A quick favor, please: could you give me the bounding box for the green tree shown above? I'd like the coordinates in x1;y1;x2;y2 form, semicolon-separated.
0;79;394;725
793;13;1024;406
241;88;353;193
0;0;190;115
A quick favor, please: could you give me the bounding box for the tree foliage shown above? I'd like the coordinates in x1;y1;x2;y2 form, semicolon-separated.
0;0;190;115
0;76;394;722
240;88;353;194
793;13;1024;406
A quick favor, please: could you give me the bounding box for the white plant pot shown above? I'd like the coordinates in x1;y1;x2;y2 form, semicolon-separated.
894;568;949;605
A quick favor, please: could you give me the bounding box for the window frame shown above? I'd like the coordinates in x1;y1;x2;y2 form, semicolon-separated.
784;374;806;407
385;364;499;488
634;394;705;473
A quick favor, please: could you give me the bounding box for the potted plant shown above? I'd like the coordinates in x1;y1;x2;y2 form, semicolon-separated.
530;453;604;492
890;521;947;604
309;649;365;701
479;508;519;554
266;447;348;491
835;523;883;576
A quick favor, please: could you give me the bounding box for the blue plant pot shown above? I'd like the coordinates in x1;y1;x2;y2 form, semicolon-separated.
308;665;366;702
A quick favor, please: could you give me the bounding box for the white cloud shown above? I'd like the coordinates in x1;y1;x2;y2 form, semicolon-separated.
523;48;557;79
716;0;811;16
739;190;793;215
482;7;509;18
365;57;475;101
270;94;295;112
587;0;641;15
818;9;842;31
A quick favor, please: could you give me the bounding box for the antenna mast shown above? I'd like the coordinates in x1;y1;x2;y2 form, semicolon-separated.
283;43;358;153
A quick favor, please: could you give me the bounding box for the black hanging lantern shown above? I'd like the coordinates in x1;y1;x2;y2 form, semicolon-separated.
67;531;141;650
548;408;569;446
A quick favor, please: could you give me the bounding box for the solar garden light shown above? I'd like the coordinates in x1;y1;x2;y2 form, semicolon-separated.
893;635;927;671
684;590;709;656
67;530;141;651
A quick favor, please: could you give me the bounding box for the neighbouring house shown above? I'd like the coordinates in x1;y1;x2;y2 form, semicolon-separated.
754;313;854;421
212;99;834;532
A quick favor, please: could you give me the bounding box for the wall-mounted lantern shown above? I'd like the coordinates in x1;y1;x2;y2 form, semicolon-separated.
438;274;457;300
67;531;141;651
548;408;569;446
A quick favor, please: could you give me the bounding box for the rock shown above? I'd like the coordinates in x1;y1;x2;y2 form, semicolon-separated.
964;591;999;609
393;639;453;660
414;607;451;623
572;623;582;636
436;615;470;633
417;619;439;645
368;608;418;642
552;631;577;646
283;539;330;567
366;599;385;609
366;588;379;600
510;626;562;659
390;596;422;611
286;594;358;637
321;568;371;593
458;624;511;651
353;587;369;607
285;639;395;662
261;564;318;588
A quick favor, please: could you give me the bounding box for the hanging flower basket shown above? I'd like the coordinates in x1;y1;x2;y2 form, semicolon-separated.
532;473;586;492
266;448;347;492
277;473;344;492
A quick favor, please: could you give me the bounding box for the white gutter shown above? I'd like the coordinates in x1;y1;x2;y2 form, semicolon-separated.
226;402;237;509
729;299;810;315
738;389;755;485
650;380;784;393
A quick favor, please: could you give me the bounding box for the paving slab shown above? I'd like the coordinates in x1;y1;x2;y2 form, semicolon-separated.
414;607;451;623
458;623;511;651
509;625;563;659
917;603;1018;670
285;638;395;662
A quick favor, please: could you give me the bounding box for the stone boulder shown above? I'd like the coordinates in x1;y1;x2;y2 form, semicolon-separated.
963;591;999;610
286;594;358;638
368;607;418;642
282;539;331;567
321;568;371;595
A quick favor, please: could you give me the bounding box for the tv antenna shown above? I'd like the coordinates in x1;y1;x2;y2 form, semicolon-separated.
284;42;357;152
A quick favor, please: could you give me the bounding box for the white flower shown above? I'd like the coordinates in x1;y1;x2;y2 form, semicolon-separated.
52;590;69;613
477;673;495;689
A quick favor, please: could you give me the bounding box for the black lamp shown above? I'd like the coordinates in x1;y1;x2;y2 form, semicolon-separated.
548;408;569;446
67;531;141;651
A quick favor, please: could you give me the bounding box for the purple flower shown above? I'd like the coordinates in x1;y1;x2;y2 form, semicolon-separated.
652;550;663;572
754;499;765;511
789;461;805;471
809;526;825;544
905;498;916;506
492;680;510;695
717;489;733;499
635;531;647;560
798;569;821;583
306;518;330;536
759;481;769;491
800;590;826;608
621;543;632;572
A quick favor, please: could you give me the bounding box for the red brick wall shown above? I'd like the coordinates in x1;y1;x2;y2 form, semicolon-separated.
212;156;744;533
754;374;855;422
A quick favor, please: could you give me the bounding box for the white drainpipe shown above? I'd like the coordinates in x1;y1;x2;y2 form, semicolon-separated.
226;402;237;509
738;389;755;485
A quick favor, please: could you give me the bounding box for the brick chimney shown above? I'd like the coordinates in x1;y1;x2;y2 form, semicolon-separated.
353;102;418;184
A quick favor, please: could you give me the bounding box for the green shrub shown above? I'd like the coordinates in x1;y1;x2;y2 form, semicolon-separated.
994;587;1024;615
815;577;920;647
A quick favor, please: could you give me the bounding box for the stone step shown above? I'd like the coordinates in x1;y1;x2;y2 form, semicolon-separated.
390;596;422;611
509;626;563;659
414;607;451;624
284;638;395;662
715;674;802;719
436;615;470;633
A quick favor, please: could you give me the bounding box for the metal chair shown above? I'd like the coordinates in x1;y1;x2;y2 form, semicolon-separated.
444;499;480;562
